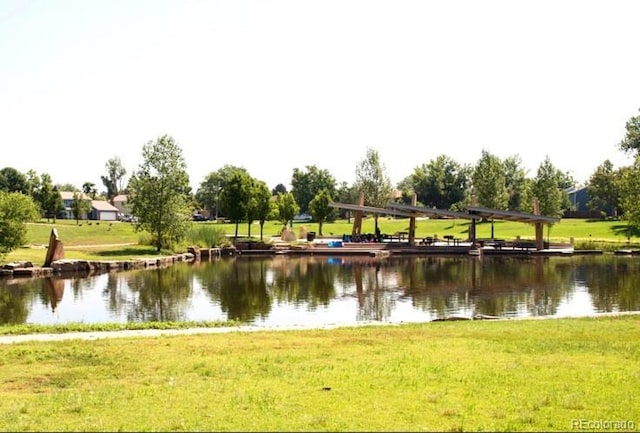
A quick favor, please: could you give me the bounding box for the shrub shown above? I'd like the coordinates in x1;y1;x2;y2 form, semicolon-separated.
187;224;228;248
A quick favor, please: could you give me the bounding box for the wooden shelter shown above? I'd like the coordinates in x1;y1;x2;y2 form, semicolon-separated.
329;199;560;250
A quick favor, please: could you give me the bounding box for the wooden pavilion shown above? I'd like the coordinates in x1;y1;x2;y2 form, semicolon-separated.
329;196;560;251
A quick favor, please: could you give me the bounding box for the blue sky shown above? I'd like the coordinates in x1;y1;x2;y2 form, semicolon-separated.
1;0;639;192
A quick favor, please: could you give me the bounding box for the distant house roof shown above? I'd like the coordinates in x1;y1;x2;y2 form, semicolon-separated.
60;191;89;200
565;186;587;195
91;200;119;212
112;194;128;203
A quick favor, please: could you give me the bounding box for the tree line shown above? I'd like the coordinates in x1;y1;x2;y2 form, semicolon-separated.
1;109;640;255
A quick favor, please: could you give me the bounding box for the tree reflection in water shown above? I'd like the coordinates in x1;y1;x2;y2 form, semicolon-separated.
0;254;639;326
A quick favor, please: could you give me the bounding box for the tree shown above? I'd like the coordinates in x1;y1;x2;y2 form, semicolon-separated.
354;147;393;234
0;191;39;258
71;192;92;224
272;183;287;195
290;166;337;214
532;156;565;218
35;174;63;222
618;108;640;155
503;155;528;211
82;182;98;199
218;171;252;238
195;172;224;221
24;169;41;201
517;178;536;214
587;160;620;218
275;192;299;229
410;155;469;210
246;178;259;239
471;150;508;209
0;167;28;194
128;135;192;252
102;156;127;201
619;156;640;228
253;180;274;241
308;189;333;236
198;165;251;221
334;181;358;220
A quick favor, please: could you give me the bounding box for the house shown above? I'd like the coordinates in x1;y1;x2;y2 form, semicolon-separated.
90;200;119;221
59;191;89;220
111;194;130;215
58;191;119;221
564;186;614;218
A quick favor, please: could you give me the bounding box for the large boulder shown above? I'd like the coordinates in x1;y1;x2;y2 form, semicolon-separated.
43;228;64;267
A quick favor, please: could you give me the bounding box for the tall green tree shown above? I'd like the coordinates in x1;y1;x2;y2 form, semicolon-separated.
618;108;640;155
195;172;224;221
291;166;337;214
102;156;127;201
219;170;252;238
532;156;565;218
272;183;287;195
354;147;393;234
275;192;299;229
128;135;192;252
410;155;469;210
71;192;92;224
253;180;274;240
197;165;250;221
471;150;508;209
35;174;63;222
82;182;98;199
0;191;39;258
335;181;358;220
503;155;528;211
0;167;28;194
308;188;333;236
25;170;41;201
619;156;640;228
587;160;620;218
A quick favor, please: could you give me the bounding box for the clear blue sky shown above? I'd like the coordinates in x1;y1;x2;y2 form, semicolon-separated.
1;0;639;193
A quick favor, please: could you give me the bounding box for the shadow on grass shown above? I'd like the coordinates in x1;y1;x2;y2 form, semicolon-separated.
610;224;640;238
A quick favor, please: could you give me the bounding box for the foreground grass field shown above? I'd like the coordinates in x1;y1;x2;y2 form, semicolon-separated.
0;315;637;432
3;216;640;265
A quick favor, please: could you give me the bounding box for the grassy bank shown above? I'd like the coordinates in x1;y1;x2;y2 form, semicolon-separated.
3;217;640;265
0;315;637;432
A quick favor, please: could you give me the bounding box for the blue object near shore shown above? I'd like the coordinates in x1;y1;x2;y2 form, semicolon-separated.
328;241;343;248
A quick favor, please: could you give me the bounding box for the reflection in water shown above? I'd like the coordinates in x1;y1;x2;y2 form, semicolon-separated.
0;254;639;326
44;278;64;312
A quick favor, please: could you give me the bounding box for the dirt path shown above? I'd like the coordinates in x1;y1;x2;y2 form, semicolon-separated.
64;243;137;249
0;322;395;344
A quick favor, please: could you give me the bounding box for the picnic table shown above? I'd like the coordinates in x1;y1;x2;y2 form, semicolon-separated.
419;236;435;245
443;235;461;245
385;231;408;242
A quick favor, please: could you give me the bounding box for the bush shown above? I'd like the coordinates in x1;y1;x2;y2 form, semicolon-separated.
187;224;228;248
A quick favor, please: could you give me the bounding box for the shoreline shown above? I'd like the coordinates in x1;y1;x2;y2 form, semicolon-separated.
2;311;638;345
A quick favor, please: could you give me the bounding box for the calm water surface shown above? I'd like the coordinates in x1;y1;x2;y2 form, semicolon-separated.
1;254;639;327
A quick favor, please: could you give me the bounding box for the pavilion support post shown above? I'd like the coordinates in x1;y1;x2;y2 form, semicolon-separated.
533;198;544;250
470;195;479;245
352;191;364;238
408;193;417;246
470;218;477;245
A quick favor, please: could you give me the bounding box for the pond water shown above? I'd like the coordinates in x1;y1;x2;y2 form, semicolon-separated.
1;254;639;327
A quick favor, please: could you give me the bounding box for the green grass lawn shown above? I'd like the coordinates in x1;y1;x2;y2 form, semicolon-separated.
0;315;637;432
